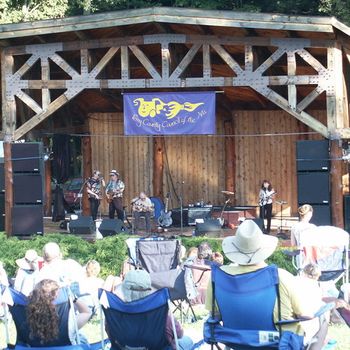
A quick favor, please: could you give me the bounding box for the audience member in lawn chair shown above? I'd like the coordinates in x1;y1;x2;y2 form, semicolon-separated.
102;269;193;350
6;279;92;347
204;220;330;350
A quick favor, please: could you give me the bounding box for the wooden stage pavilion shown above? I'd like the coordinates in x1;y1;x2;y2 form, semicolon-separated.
1;7;350;235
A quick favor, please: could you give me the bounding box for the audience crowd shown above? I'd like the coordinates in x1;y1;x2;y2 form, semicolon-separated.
0;217;349;349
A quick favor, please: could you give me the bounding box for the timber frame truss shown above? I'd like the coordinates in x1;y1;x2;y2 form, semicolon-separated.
1;34;349;140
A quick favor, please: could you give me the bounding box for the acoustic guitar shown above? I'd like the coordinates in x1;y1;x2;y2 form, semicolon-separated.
158;193;173;228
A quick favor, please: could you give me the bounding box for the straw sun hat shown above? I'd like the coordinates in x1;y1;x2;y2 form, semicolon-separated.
16;249;43;270
222;220;278;266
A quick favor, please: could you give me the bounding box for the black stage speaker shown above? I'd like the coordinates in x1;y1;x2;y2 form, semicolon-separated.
12;205;43;236
99;219;128;237
0;192;4;231
296;140;329;172
171;208;189;227
11;142;43;173
0;162;4;192
308;204;331;226
188;207;212;225
297;172;330;204
195;218;222;236
13;173;43;204
344;195;350;233
69;216;95;235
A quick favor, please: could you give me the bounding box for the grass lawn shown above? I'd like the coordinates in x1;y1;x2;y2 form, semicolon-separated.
1;307;349;350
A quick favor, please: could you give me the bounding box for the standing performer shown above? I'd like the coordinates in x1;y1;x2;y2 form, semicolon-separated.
259;180;276;234
86;170;105;221
105;170;125;220
131;192;154;233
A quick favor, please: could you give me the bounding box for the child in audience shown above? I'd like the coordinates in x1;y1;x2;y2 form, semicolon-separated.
14;249;43;296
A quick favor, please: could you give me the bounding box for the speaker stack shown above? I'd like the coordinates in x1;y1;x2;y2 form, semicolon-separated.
11;142;44;236
296;140;331;226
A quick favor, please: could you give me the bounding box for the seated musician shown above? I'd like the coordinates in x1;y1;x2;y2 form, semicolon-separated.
132;192;154;233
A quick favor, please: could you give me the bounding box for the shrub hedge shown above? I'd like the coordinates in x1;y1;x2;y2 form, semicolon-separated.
0;232;295;278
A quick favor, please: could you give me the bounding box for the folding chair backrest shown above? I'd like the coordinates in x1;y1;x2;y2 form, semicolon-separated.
99;288;170;350
8;287;71;347
212;264;279;331
150;197;164;220
136;239;180;273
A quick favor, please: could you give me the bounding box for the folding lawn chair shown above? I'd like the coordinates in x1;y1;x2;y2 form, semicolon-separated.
135;237;198;322
98;287;179;350
1;285;102;350
203;264;332;350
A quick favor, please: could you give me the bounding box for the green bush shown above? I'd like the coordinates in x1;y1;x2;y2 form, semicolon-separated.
0;233;294;278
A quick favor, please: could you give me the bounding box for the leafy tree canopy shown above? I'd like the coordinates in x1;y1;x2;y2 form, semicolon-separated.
1;0;350;25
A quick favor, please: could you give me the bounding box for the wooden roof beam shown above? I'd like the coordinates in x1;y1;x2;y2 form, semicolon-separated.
0;7;338;43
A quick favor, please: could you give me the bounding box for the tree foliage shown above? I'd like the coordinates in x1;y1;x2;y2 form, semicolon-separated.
1;0;350;26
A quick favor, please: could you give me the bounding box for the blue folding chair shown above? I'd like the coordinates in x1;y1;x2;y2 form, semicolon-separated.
203;264;331;350
1;285;102;350
99;287;179;350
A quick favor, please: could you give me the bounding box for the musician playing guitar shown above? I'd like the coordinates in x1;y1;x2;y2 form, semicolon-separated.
258;180;276;234
131;192;154;233
86;170;105;221
105;170;125;220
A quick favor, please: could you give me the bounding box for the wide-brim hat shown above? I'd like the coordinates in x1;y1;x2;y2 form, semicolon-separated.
121;269;152;301
109;170;120;176
16;249;43;270
222;220;278;265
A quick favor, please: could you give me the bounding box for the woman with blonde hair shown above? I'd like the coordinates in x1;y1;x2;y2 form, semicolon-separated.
291;204;316;247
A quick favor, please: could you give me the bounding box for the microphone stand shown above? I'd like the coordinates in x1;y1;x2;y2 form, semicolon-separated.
179;181;184;235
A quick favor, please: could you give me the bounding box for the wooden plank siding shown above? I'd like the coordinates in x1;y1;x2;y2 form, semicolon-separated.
233;110;327;217
88;110;346;218
88;113;153;215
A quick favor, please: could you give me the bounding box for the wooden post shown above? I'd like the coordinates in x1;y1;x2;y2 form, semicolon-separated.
43;137;52;217
330;140;344;228
82;135;92;216
2;51;16;236
224;120;235;198
153;136;164;198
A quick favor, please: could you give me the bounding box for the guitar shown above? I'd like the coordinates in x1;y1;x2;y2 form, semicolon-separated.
259;190;276;206
158;193;173;228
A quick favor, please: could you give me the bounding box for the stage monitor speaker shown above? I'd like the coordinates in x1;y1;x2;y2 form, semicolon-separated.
244;218;264;231
11;142;43;173
307;204;331;226
296;140;329;172
69;216;95;235
195;218;222;236
188;207;212;225
297;172;330;204
13;173;43;204
171;208;189;227
12;205;43;236
98;219;129;237
344;195;350;233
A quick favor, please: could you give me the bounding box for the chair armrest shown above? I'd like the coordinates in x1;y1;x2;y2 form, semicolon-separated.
282;249;301;257
276;303;334;326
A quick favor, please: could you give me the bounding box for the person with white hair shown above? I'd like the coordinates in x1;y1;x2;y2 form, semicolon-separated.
205;220;328;350
37;242;84;287
114;269;193;350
